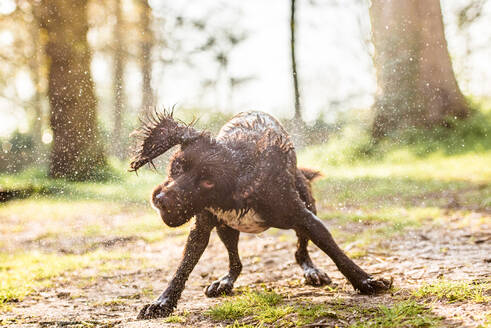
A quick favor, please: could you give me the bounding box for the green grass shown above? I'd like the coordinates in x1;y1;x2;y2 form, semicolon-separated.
163;313;188;324
226;323;258;328
0;250;129;308
413;279;491;303
302;151;491;184
206;288;292;325
298;104;491;211
377;102;491;157
296;303;338;325
0;159;163;204
2;123;490;212
300;100;491;167
2;101;489;208
207;288;441;327
299;147;491;213
350;300;441;328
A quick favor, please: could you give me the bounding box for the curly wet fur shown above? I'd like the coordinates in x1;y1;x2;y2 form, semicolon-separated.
131;110;392;320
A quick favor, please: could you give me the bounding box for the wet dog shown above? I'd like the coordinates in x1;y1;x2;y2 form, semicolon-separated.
130;110;391;319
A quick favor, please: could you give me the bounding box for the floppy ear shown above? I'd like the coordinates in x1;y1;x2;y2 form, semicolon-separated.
129;108;201;172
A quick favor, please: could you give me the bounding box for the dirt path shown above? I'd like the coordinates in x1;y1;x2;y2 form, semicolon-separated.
1;210;490;327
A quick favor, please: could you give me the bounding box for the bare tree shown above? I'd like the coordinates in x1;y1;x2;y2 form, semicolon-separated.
290;0;303;124
369;0;469;138
37;0;106;180
140;0;154;112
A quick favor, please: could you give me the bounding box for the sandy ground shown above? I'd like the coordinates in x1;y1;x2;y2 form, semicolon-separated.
1;207;490;328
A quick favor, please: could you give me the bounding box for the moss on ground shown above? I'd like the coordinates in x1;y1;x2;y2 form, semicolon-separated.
413;279;491;304
206;288;441;327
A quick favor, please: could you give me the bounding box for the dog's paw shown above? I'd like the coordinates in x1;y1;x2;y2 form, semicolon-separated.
137;298;174;320
303;267;332;286
355;276;393;295
205;276;234;297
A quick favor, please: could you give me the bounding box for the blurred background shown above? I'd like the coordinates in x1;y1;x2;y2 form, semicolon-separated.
0;0;490;181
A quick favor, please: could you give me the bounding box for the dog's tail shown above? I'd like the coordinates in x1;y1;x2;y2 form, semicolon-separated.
299;167;322;182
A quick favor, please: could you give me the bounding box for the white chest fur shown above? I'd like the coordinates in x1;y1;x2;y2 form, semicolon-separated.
205;208;269;233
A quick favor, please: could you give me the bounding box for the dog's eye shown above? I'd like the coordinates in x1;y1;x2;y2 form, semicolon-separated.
200;180;215;189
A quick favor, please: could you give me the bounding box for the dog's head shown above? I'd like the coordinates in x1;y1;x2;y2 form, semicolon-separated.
130;109;236;227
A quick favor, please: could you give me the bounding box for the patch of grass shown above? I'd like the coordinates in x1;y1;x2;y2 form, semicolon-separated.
300;139;491;211
301;100;491;166
382;102;491;157
296;303;337;325
413;279;491;303
210;293;440;328
255;305;294;324
163;313;188;323
0;159;163;205
0;250;128;308
208;300;250;321
206;289;287;323
225;322;258;328
350;300;441;328
305;154;490;206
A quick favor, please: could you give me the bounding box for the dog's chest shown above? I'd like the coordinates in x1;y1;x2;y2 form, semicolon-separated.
206;208;268;233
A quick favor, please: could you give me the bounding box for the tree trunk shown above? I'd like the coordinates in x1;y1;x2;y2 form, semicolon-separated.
290;0;303;124
39;0;106;180
113;0;125;158
140;0;154;112
370;0;469;138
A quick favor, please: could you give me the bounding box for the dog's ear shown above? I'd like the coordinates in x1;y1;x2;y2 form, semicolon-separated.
129;108;201;172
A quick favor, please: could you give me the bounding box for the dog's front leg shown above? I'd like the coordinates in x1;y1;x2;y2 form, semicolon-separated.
205;224;242;297
295;208;392;294
137;212;215;320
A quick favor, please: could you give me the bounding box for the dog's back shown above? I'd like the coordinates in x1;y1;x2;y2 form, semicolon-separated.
217;111;293;151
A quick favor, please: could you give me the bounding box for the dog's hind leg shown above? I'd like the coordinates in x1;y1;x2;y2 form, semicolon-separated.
295;170;331;286
295;231;332;286
294;207;391;294
205;223;242;297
